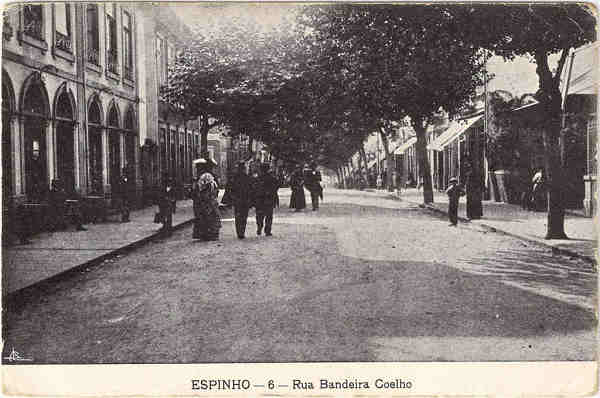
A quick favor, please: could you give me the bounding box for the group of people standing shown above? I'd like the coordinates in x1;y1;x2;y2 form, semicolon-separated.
155;159;323;241
289;161;323;212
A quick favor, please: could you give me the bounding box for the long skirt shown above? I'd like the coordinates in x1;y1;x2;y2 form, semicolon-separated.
193;200;222;240
290;187;306;210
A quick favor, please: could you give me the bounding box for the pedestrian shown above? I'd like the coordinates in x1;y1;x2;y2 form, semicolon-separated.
289;165;306;212
304;161;322;210
47;179;87;232
531;167;546;211
445;177;465;226
115;168;131;223
254;163;280;236
192;158;222;241
230;161;254;239
158;176;176;234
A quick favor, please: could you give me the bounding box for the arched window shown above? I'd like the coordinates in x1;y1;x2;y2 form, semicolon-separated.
107;103;121;189
55;92;73;120
88;99;101;125
22;80;50;201
88;98;103;193
55;90;76;193
108;104;119;128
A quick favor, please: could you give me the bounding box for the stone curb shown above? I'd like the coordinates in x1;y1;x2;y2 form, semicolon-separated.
416;201;595;265
4;215;198;303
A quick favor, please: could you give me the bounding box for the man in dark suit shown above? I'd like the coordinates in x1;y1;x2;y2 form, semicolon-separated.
230;161;254;239
254;163;279;236
304;161;322;211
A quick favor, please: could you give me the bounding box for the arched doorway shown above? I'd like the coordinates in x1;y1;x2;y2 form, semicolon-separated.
54;88;76;194
21;75;50;202
3;71;16;241
107;103;121;192
124;107;136;174
123;107;137;203
2;71;15;205
88;98;104;194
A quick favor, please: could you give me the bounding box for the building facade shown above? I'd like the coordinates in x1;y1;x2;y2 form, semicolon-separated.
136;4;202;200
3;3;141;208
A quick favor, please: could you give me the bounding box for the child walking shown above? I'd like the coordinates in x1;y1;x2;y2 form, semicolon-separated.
445;177;465;226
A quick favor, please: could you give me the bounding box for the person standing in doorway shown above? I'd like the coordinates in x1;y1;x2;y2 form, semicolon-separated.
445;177;465;226
254;163;280;236
230;161;254;239
304;161;323;211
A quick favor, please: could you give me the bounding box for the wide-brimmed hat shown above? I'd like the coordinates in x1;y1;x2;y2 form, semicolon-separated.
449;177;458;184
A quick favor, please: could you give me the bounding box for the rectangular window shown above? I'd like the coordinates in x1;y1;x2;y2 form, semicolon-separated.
106;4;118;74
86;5;100;64
23;5;43;40
123;11;133;81
55;4;71;52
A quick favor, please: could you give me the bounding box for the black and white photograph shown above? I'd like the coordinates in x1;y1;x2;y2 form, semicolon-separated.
1;1;598;396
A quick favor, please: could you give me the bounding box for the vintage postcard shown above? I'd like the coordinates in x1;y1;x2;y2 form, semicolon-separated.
1;1;598;397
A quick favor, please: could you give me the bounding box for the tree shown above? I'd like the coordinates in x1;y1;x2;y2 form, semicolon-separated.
161;17;300;158
461;4;595;238
299;5;487;203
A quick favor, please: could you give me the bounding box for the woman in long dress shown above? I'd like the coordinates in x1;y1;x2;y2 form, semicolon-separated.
289;166;306;212
192;160;222;241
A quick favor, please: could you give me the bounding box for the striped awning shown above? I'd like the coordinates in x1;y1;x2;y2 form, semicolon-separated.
394;137;417;155
428;115;483;151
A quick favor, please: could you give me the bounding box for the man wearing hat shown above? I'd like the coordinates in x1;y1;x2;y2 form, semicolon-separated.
445;177;465;226
229;161;254;239
304;161;323;211
253;163;279;236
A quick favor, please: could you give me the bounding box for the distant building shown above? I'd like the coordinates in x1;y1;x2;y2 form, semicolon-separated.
136;4;202;200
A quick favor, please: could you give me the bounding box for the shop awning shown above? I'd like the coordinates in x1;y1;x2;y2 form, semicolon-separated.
428;115;483;151
394;137;417;155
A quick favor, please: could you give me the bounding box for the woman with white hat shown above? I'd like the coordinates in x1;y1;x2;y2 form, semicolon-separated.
192;158;222;241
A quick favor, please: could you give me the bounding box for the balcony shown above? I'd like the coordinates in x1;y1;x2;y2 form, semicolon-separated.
87;47;100;65
55;31;71;52
106;49;119;76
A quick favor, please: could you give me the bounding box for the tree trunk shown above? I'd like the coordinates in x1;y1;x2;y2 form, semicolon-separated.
378;128;394;191
200;116;209;159
412;120;434;204
535;50;568;239
340;166;347;189
466;128;483;219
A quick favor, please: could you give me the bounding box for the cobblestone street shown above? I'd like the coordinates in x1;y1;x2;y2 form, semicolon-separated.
3;189;596;363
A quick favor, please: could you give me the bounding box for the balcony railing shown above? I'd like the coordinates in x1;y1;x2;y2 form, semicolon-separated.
87;47;100;65
106;49;119;75
55;31;71;52
23;18;43;40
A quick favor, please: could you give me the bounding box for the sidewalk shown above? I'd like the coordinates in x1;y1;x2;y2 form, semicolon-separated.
2;199;201;295
395;188;597;263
